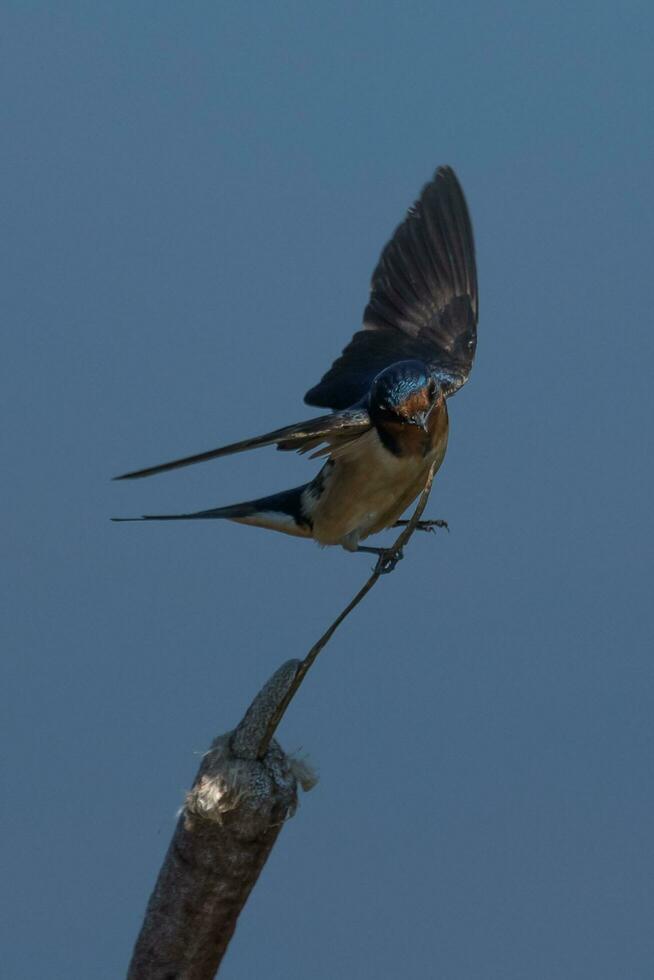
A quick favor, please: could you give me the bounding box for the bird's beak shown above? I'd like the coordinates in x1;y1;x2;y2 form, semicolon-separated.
420;393;443;430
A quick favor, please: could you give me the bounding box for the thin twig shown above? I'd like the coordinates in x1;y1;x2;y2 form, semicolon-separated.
257;461;440;758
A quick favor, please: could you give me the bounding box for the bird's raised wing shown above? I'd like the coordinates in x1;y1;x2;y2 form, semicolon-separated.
304;166;478;410
113;407;371;480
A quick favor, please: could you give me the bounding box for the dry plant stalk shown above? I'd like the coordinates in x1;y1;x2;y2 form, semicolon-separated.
127;660;316;979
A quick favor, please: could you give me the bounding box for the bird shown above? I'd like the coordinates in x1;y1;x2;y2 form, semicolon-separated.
113;165;478;569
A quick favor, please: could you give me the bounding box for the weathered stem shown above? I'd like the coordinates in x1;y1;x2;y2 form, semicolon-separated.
127;660;315;979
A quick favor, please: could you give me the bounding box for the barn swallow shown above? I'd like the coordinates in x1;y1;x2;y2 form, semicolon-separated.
113;165;478;565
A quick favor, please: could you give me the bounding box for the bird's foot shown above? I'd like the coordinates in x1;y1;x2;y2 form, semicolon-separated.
356;545;405;575
392;518;449;534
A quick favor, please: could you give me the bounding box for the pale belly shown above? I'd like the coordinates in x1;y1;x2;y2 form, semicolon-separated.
304;423;448;550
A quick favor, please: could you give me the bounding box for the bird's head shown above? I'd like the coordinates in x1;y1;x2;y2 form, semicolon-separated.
369;360;443;433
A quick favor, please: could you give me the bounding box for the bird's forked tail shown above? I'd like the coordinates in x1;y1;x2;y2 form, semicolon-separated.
111;484;313;539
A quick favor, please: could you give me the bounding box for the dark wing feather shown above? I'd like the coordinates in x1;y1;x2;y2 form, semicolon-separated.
304;166;478;410
113;408;370;480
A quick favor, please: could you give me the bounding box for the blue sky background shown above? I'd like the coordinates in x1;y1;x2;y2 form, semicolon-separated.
2;2;653;977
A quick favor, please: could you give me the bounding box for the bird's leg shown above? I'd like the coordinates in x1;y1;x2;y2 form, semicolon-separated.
356;545;405;575
392;519;449;533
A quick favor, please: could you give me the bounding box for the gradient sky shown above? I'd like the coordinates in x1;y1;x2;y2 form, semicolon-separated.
3;3;653;977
